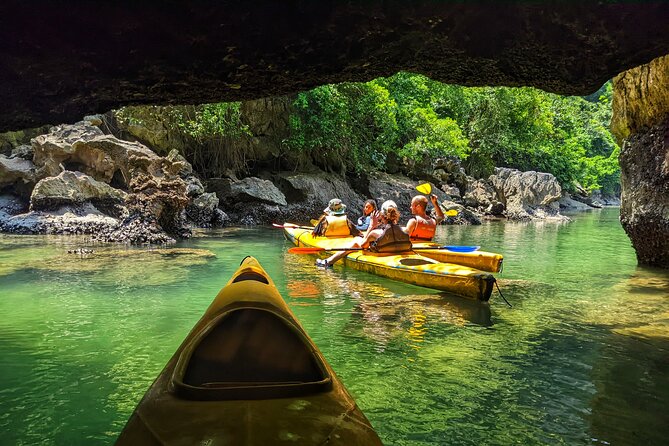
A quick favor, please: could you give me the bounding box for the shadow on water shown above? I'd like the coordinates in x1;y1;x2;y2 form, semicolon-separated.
347;293;493;348
584;266;669;445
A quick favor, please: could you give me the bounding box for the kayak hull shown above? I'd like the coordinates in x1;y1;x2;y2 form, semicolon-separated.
413;243;503;273
284;227;495;301
116;256;382;445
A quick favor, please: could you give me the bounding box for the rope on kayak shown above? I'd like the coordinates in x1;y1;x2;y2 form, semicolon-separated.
494;279;512;307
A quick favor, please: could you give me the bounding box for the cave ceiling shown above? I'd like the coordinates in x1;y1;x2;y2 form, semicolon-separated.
1;1;669;132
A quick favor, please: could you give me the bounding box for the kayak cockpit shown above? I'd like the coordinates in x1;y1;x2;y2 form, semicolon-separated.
171;306;332;401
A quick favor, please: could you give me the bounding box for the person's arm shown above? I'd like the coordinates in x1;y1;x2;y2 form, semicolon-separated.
403;217;417;236
431;194;445;223
311;215;327;236
364;211;380;237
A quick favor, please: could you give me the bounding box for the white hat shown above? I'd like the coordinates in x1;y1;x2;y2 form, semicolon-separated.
381;200;398;214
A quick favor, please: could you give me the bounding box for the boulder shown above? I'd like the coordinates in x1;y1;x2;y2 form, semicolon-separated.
0;154;37;189
186;192;228;228
31;123;184;188
367;172;419;216
440;200;481;225
559;192;595;211
30;171;127;212
463;178;496;209
214;176;288;207
490;168;564;220
277;172;361;208
11;144;33;160
440;184;462;201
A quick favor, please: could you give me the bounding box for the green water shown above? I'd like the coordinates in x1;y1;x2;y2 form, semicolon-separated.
1;208;668;446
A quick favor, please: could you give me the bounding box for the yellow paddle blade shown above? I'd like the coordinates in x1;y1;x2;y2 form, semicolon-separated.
416;183;432;194
445;209;458;217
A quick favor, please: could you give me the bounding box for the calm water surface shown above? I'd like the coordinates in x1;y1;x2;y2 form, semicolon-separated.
1;207;668;445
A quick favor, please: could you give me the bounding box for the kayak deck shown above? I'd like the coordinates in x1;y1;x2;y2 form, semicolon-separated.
116;257;382;445
413;243;503;273
284;226;495;301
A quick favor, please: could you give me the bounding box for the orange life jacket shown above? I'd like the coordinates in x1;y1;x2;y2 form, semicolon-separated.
370;224;412;253
409;215;436;241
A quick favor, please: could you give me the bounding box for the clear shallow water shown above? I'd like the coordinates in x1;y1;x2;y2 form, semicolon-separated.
1;208;668;445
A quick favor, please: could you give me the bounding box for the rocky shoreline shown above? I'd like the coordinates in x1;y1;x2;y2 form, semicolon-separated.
0;118;614;245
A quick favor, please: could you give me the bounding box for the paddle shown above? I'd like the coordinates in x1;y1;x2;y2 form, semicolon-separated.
288;245;480;254
272;223;314;230
416;183;432;194
416;183;459;217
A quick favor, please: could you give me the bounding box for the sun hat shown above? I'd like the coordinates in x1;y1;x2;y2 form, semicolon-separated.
381;200;398;214
324;198;347;215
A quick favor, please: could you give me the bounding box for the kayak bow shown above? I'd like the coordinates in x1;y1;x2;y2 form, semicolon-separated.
116;256;382;445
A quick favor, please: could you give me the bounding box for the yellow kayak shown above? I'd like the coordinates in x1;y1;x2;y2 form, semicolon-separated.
297;223;503;272
284;226;495;301
413;243;503;273
116;256;382;446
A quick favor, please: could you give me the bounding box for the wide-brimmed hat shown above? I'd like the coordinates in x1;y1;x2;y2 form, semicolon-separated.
324;198;347;215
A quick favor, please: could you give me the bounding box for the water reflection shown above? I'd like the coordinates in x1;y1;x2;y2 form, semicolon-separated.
2;209;669;446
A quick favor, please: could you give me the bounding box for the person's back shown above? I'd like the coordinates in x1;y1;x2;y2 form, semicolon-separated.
312;198;361;237
404;194;444;242
369;221;412;253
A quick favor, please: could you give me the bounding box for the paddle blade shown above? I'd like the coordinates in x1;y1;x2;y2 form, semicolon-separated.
416;183;432;194
443;245;480;253
445;209;458;217
288;246;326;254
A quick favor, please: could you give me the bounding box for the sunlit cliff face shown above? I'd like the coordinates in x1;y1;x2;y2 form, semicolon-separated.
1;2;668;131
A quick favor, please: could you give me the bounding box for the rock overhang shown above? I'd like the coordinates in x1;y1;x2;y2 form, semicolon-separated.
1;1;669;132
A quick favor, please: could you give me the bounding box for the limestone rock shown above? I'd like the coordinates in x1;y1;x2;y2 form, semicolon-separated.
463;179;496;209
0;154;37;188
490;168;563;220
559;192;595;212
30;171;127;211
441;200;481;225
619;118;669;268
221;177;288;207
367;172;419;215
166;149;193;176
612;55;669;142
186;192;228;228
11;144;33;160
613;55;669;268
31;123;183;188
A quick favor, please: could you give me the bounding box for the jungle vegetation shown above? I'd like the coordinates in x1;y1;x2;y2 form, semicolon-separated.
116;73;619;195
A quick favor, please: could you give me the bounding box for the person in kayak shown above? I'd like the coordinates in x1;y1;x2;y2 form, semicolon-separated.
312;198;361;237
316;200;411;268
355;199;379;232
403;194;445;242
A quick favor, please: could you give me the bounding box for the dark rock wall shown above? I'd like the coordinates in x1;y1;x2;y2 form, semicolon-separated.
1;1;669;131
613;56;669;268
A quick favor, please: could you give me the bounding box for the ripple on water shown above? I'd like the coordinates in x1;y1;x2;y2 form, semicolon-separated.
1;214;668;445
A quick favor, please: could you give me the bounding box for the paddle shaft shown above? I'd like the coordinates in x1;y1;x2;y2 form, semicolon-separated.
273;223;314;230
288;245;480;254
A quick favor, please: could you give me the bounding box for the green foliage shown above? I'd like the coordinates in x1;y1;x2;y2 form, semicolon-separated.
119;73;619;196
115;103;251;178
285;83;399;174
172;103;250;142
